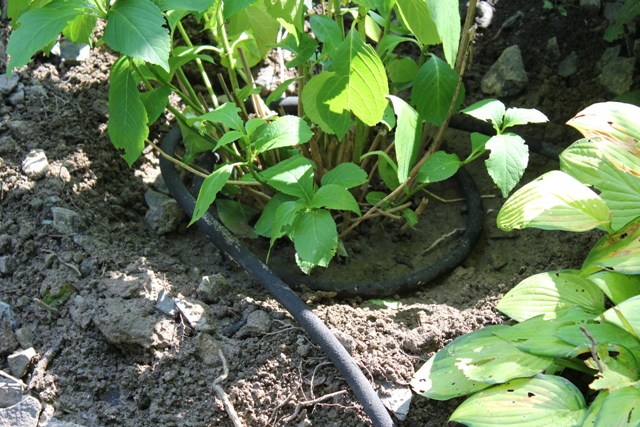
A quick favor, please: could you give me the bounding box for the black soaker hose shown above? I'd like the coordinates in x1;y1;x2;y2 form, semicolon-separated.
161;126;396;427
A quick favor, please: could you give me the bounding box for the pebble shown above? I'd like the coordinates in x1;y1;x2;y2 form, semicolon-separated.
51;207;84;234
175;298;216;332
0;395;41;427
0;372;24;408
24;84;47;99
14;327;33;349
68;295;93;330
401;325;441;353
0;301;15;327
0;256;16;275
557;51;578;77
481;45;529;96
51;40;91;64
235;310;272;338
93;297;175;350
378;382;412;421
21;149;49;180
0;235;11;255
197;273;230;303
331;328;356;354
599;55;635;95
7;348;36;378
155;289;177;316
195;333;222;366
8;84;25;106
0;74;18;96
0;319;18;356
144;189;184;235
40;418;88;427
546;37;561;61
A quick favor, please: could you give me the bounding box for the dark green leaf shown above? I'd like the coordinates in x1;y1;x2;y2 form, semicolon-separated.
252;116;313;154
157;0;216;12
260;155;315;200
292;209;338;268
321;162;368;189
309;184;361;215
417;151;461;184
108;57;149;166
189;164;234;226
411;55;463;126
217;199;258;238
140;86;171;124
254;193;296;238
310;14;343;56
63;13;97;44
301;71;352;139
388;95;421;183
222;0;256;18
104;0;170;70
7;0;88;72
395;0;439;47
198;102;244;131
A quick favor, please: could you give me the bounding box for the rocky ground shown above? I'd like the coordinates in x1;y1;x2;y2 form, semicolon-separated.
0;1;638;426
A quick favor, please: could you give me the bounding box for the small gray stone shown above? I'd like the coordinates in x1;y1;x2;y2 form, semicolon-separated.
0;74;18;96
557;51;578;77
0;256;16;275
0;372;24;409
604;1;624;23
195;334;222;366
236;310;272;338
8;85;25;106
175;298;216;332
0;320;18;356
51;207;84;234
7;348;36;378
51;40;91;64
579;0;600;13
69;296;93;330
144;190;184;235
401;325;441;353
596;46;621;72
21;149;49;180
0;395;41;427
481;45;529;96
378;383;412;421
155;289;177;316
197;274;230;303
24;85;47;99
546;37;561;61
331;328;356;354
0;302;15;328
599;56;635;95
13;328;33;349
93;298;175;350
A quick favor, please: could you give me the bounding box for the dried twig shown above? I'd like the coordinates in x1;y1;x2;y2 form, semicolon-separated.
580;326;603;372
28;335;63;391
282;390;348;423
213;349;243;427
42;249;81;277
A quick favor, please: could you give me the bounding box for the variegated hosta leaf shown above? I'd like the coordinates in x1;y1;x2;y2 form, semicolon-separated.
583;217;640;275
567;101;640;154
497;170;611;232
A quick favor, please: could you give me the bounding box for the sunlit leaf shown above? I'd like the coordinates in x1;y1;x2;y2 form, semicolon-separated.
502;107;549;129
601;295;640;338
461;98;505;133
189;164;234;226
450;375;587;427
485;133;528;198
583;218;640;275
588;271;640;305
321;162;367;189
309;184;361;215
592;387;640;426
388;95;421;183
292;209;338;269
425;0;460;67
497;170;611;232
260;155;315;201
497;270;606;322
252;116;313;153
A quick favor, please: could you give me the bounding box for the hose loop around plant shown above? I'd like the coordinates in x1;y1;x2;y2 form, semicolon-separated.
160;126;396;427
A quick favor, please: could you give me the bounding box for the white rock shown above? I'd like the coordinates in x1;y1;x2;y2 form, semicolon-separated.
0;395;41;427
378;383;412;421
7;348;36;378
21;149;49;180
0;371;24;408
175;298;216;332
0;74;18;96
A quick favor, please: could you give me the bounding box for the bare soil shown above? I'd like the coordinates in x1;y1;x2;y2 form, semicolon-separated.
0;1;636;426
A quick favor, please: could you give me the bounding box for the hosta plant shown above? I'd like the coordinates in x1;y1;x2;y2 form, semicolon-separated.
7;0;545;272
411;101;640;426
